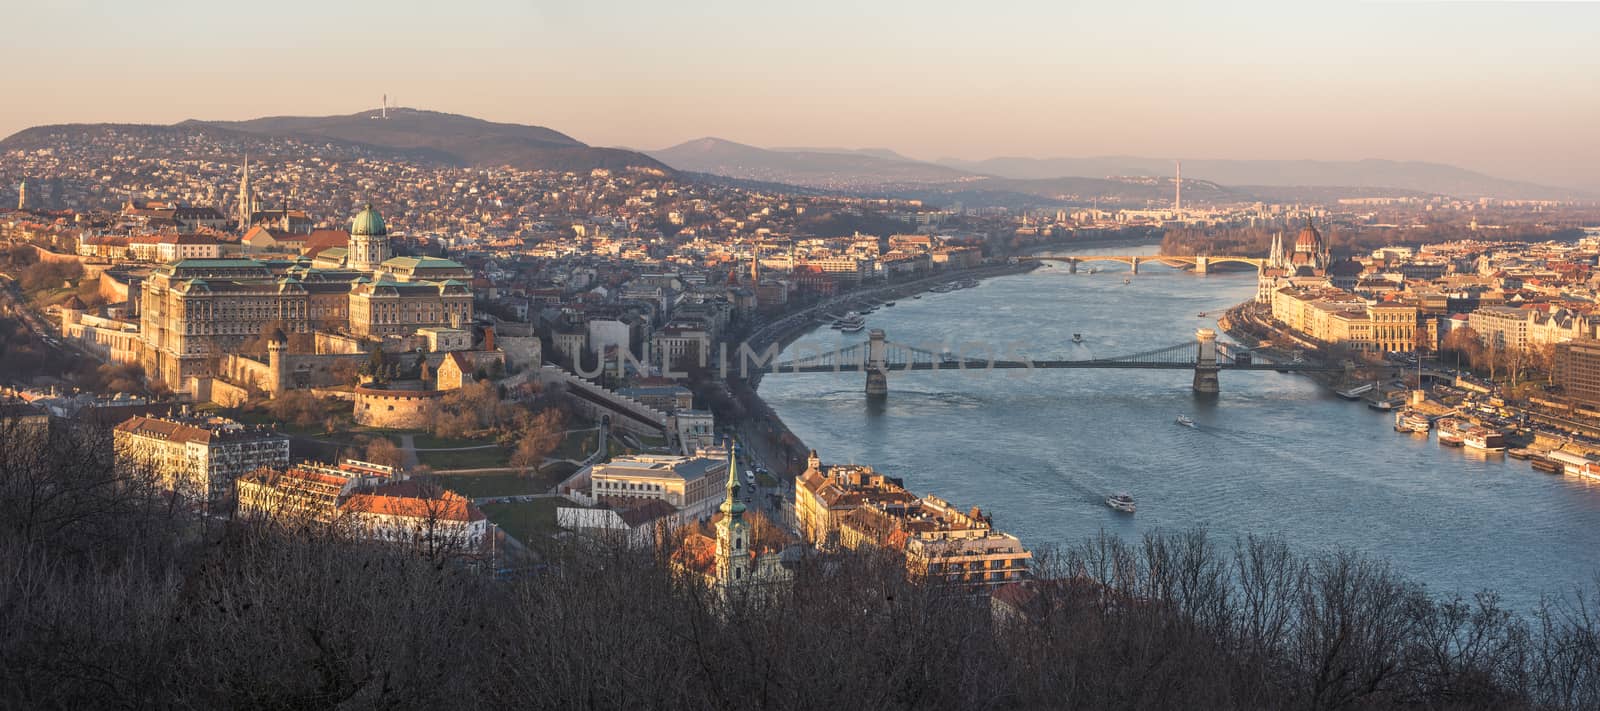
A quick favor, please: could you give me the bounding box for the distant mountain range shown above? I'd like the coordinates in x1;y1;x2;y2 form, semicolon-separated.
4;110;1586;203
935;156;1586;201
647;138;970;190
1;109;669;174
649;138;1589;202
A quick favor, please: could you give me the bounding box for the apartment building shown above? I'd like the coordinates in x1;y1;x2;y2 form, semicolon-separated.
113;415;290;510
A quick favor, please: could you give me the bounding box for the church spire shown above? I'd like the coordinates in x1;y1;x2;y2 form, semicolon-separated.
237;155;255;231
721;442;745;517
750;239;760;285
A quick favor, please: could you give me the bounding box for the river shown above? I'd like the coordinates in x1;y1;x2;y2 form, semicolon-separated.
757;244;1600;608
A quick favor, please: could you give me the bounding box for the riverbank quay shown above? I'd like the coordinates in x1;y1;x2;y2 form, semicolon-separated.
1220;298;1600;463
729;261;1041;485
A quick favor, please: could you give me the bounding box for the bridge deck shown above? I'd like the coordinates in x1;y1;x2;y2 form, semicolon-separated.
776;361;1344;373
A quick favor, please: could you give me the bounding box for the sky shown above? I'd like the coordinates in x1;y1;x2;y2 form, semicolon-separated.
1;0;1597;190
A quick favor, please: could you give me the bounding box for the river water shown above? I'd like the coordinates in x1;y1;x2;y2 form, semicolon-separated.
758;244;1600;608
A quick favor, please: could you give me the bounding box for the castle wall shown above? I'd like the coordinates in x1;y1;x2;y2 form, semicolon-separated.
353;386;444;429
98;273;131;304
209;379;249;408
315;331;369;355
538;365;667;437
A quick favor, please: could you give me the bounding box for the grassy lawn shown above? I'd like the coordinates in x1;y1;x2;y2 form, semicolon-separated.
434;471;550;499
604;435;636;457
409;433;494;449
636;433;668;448
554;429;598;460
540;461;579;482
418;445;512;470
481;498;571;546
227;408;369;440
27;286;75;307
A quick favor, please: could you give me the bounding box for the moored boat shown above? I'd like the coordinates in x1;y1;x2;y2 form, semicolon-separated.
1437;418;1465;447
835;311;866;333
1336;383;1376;400
1580;462;1600;482
1507;448;1533;460
1547;449;1592;475
1531;457;1563;474
1395;410;1431;433
1464;427;1507;452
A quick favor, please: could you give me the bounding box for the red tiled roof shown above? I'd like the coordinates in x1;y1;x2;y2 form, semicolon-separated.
341;482;485;522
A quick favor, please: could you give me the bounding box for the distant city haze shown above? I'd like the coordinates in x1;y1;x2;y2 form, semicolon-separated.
3;0;1597;191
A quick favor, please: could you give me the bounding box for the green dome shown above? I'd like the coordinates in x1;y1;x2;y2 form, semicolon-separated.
349;203;387;236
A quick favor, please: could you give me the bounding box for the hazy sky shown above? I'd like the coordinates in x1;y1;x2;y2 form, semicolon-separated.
2;0;1597;189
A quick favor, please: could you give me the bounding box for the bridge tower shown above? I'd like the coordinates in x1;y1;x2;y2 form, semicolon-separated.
865;328;889;397
1193;328;1220;394
1067;258;1078;274
1194;256;1209;275
1130;257;1140;274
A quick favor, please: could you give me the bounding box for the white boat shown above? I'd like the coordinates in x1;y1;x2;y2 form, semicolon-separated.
1336;383;1376;400
1395;410;1431;433
1123;277;1131;284
1106;493;1137;514
1072;333;1083;344
836;312;866;333
1176;414;1196;428
1437;418;1465;447
1464;427;1507;452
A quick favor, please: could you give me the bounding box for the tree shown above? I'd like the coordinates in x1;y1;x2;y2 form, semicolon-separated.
509;409;565;473
19;259;80;293
1441;326;1484;372
267;390;324;429
359;436;404;468
361;349;390;384
1534;342;1557;385
329;358;361;387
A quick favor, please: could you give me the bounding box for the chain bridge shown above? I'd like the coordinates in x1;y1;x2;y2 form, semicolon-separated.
1019;254;1266;274
767;328;1344;396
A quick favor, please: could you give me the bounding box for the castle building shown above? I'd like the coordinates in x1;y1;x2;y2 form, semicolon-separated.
136;203;475;396
346;203;389;271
